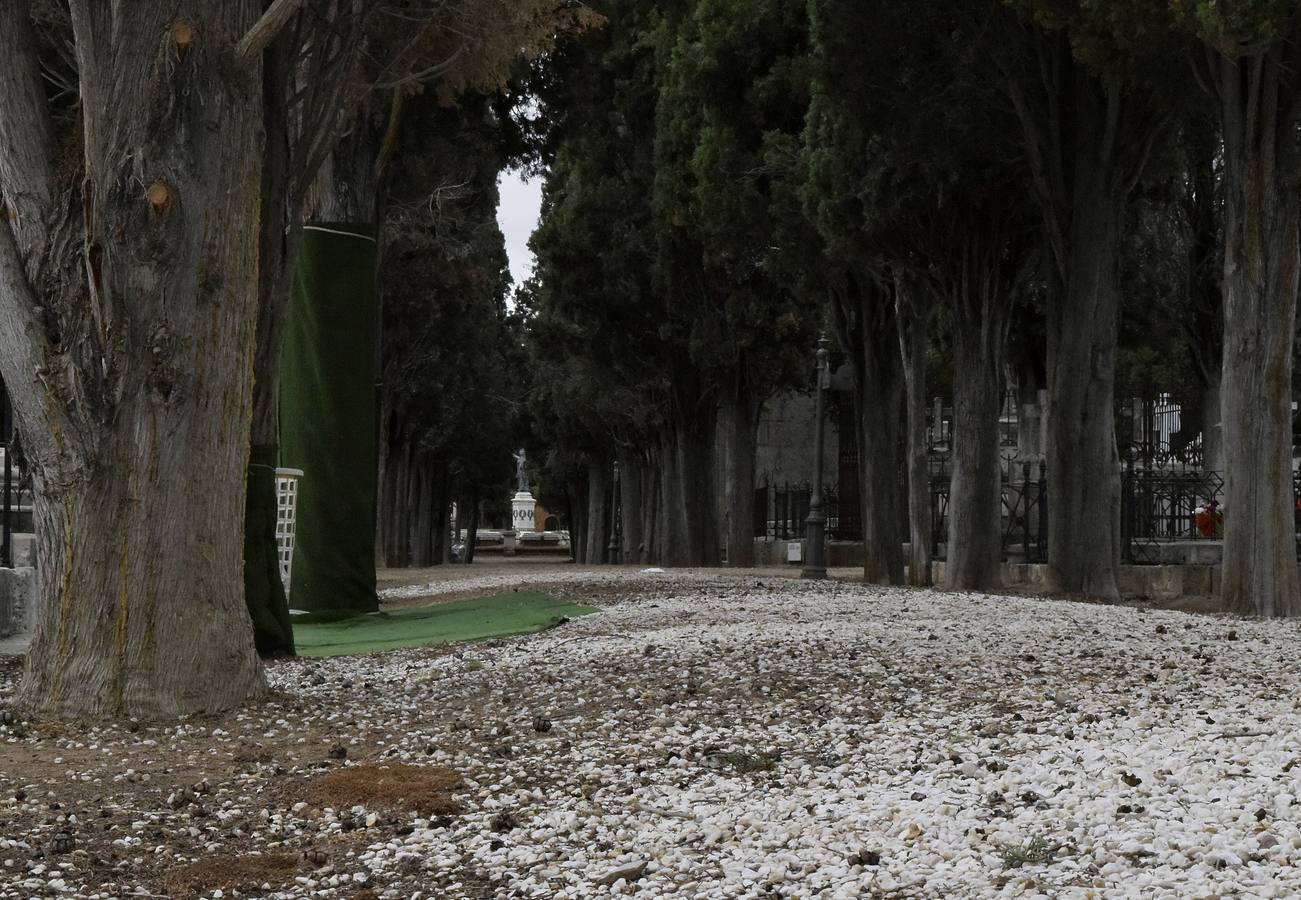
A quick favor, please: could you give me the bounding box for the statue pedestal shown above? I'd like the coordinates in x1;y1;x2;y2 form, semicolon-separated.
511;491;537;533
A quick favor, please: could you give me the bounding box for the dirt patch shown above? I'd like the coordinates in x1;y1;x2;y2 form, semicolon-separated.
305;763;464;816
158;852;301;897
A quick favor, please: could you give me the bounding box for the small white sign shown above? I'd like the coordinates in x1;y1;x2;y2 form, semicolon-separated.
787;542;803;563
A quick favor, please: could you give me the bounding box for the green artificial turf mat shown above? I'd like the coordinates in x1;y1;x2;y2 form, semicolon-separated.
291;591;597;657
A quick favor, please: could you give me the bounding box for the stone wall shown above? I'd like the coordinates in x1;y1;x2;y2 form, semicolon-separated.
754;392;840;487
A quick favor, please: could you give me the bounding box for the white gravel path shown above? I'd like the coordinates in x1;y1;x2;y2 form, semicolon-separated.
4;569;1301;898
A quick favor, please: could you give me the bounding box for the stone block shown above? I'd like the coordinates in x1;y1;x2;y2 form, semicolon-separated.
826;542;863;567
1116;564;1218;600
0;567;36;638
10;533;34;568
1005;563;1036;587
1157;541;1223;566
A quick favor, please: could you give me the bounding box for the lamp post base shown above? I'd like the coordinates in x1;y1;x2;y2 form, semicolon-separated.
801;517;827;580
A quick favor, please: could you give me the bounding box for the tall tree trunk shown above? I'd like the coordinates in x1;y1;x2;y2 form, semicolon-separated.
1216;49;1301;617
641;454;659;564
244;445;295;655
860;338;906;585
2;1;268;717
462;490;480;565
379;423;404;566
619;453;644;566
830;273;906;584
244;7;372;643
432;464;451;565
895;275;932;586
1185;112;1224;474
943;213;1027;591
1003;31;1162;601
658;432;684;565
721;375;758;568
393;440;413;566
947;338;1005;590
244;31;297;656
585;461;609;564
1201;376;1223;474
569;475;589;564
413;462;433;566
675;408;721;566
1045;169;1124;599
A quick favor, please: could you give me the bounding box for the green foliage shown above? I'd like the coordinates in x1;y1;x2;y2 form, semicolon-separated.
1007;0;1190;88
652;0;817;387
999;835;1051;869
381;92;517;495
1171;0;1301;54
803;0;1029;280
721;750;779;774
514;1;677;514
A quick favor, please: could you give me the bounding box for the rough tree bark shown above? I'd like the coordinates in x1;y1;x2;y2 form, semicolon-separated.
0;2;268;717
1212;46;1301;617
894;273;932;587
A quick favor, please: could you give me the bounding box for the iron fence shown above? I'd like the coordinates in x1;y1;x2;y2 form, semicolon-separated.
1120;463;1224;564
754;482;808;540
1116;394;1207;469
793;379;1301;567
930;461;1047;564
754;462;1301;565
753;482;853;541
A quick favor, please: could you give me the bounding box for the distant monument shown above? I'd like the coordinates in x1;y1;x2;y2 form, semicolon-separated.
513;448;530;493
510;448;536;534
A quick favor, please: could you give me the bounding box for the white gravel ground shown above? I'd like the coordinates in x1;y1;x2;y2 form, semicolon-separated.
4;569;1301;898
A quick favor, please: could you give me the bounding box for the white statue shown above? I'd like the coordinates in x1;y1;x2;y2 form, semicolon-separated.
513;448;528;492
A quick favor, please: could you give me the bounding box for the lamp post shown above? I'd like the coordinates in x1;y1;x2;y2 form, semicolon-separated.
607;459;622;564
802;336;831;579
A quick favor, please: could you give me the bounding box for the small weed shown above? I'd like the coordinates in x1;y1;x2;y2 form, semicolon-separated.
1000;836;1050;869
464;659;484;672
722;751;778;774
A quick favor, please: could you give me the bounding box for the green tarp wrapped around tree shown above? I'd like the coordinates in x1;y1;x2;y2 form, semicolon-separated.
279;223;380;612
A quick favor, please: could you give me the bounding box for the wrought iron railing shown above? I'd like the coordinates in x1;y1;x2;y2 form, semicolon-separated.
1120;463;1224;564
930;461;1047;564
1116;393;1207;469
753;483;855;541
754;482;810;540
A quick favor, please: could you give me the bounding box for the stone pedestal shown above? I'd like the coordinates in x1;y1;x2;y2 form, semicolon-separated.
512;491;537;534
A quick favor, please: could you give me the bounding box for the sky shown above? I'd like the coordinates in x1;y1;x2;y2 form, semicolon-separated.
497;169;545;289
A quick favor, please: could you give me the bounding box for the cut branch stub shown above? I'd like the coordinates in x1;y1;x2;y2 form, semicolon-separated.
146;182;172;218
171;20;196;59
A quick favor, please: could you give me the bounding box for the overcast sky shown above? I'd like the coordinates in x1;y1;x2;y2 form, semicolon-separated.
497;170;544;289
